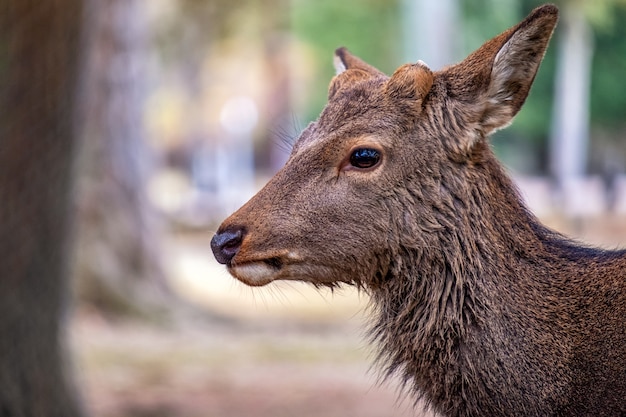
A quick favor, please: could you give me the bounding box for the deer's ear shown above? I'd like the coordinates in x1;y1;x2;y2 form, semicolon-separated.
444;4;558;135
329;47;385;99
385;61;433;112
333;47;384;76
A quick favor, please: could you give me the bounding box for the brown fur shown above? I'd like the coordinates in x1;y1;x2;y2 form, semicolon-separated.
212;5;626;416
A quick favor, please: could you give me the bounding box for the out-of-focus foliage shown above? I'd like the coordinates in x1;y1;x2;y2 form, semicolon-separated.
150;0;626;179
590;5;626;128
291;0;401;122
573;0;626;28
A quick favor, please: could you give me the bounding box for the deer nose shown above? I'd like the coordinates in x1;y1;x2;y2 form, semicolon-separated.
211;226;245;265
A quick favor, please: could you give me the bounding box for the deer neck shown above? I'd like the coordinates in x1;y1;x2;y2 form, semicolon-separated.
368;153;544;409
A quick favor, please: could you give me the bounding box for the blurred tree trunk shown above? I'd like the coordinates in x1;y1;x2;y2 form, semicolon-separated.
0;1;86;416
74;0;178;321
401;0;460;69
550;3;593;185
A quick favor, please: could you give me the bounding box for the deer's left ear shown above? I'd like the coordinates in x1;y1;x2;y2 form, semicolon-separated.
444;4;558;136
333;47;385;76
329;48;386;99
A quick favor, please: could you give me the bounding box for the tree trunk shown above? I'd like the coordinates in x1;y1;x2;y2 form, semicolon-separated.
74;0;178;321
402;0;460;69
0;1;86;416
550;4;593;184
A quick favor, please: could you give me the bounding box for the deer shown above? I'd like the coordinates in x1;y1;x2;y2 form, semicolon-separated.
210;4;626;417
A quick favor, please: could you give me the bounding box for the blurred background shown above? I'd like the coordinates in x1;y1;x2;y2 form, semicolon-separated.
2;0;626;416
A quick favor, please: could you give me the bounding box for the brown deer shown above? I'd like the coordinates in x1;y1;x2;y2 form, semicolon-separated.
211;5;626;416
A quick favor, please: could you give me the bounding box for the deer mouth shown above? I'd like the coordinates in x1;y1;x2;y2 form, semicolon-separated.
226;247;348;287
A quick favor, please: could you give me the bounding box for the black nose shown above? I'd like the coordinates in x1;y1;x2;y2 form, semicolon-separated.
211;226;245;265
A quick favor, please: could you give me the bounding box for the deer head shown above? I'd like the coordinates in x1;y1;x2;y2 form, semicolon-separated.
211;5;559;291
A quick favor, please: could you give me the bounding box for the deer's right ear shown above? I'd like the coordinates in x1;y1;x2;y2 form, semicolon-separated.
444;4;558;136
328;47;385;99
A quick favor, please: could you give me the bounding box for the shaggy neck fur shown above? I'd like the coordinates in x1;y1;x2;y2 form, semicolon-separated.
368;148;588;417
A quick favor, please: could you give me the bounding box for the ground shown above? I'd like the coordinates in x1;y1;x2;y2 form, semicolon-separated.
72;313;426;417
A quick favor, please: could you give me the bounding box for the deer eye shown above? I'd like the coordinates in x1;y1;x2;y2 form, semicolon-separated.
349;148;381;169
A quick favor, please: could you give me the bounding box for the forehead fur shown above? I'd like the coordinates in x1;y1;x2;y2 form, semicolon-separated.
324;76;388;120
293;77;389;151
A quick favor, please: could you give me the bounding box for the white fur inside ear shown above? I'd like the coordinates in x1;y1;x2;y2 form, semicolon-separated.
490;27;540;104
333;54;347;75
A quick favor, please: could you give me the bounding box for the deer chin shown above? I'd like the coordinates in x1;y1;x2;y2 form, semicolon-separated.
228;261;281;287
